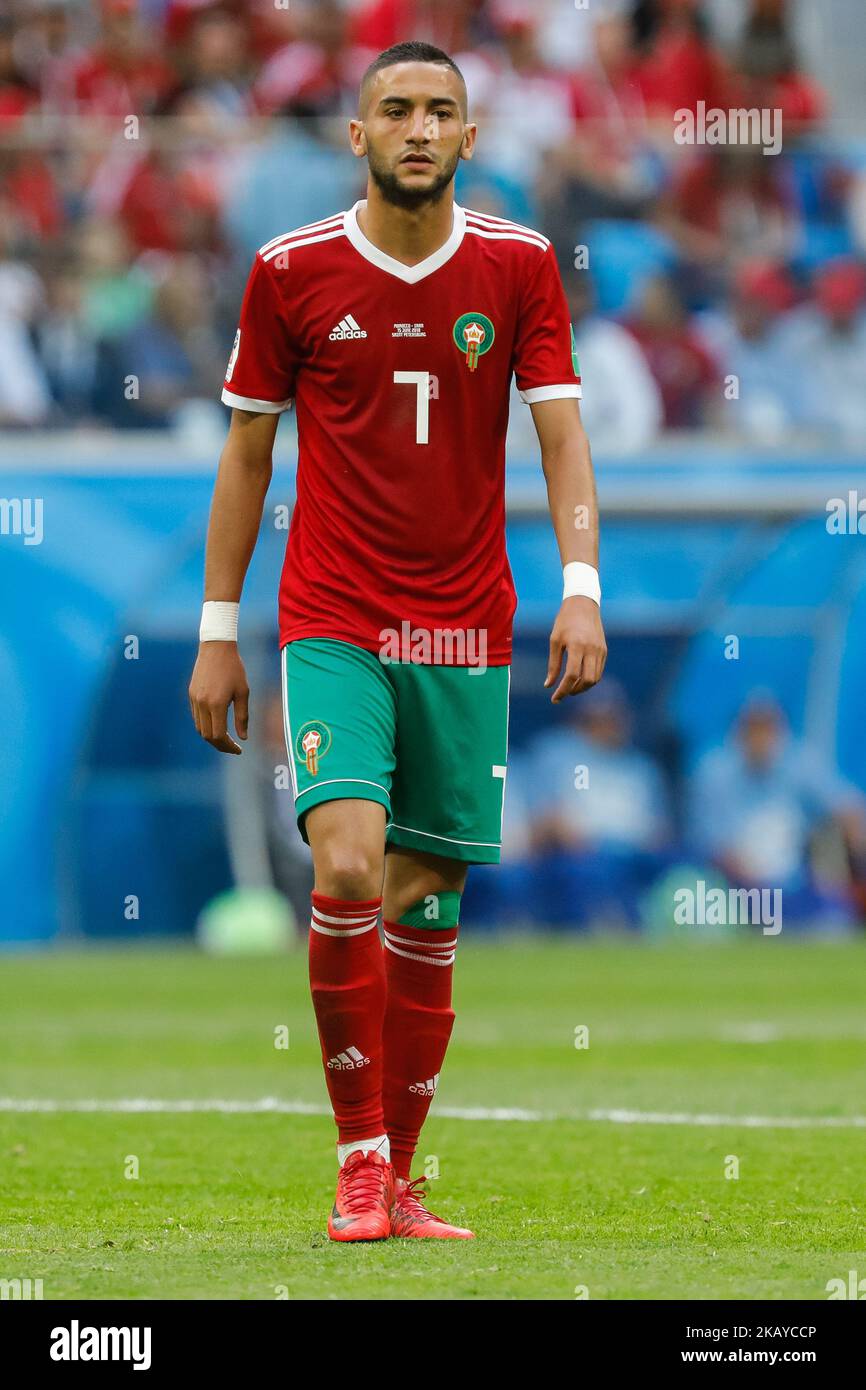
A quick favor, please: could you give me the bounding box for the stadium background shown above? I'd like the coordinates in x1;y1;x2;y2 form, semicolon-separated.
2;0;866;944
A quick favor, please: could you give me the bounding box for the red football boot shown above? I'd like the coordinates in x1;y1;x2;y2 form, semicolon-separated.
390;1176;475;1239
328;1150;395;1242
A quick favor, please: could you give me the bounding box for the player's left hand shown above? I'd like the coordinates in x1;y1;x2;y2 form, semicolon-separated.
544;597;607;703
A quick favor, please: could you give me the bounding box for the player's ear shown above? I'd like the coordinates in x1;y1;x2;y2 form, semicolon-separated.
459;123;477;162
348;119;367;157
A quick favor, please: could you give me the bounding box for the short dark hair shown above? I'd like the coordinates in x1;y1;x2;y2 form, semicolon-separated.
359;41;467;116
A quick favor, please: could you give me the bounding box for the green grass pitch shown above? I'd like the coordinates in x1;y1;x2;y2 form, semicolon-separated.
1;938;864;1300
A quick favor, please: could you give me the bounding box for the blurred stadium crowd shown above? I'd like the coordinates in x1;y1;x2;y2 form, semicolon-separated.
476;684;866;934
1;0;865;445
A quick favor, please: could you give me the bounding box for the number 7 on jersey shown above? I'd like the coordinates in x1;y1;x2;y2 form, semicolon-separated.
393;370;431;445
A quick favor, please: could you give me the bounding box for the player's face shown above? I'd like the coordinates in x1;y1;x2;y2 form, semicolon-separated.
352;62;475;209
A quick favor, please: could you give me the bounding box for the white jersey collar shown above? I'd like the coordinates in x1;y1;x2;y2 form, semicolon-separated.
343;200;466;284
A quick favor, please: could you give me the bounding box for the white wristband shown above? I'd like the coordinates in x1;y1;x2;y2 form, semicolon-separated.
199;600;239;642
562;561;601;606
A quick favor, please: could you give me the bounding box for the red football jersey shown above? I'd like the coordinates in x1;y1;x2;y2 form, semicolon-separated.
221;201;581;663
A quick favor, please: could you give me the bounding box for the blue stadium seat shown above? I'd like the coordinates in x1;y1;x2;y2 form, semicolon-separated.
583;219;677;315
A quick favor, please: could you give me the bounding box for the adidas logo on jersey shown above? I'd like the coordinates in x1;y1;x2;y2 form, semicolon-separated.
327;1045;370;1070
409;1074;439;1097
329;314;367;340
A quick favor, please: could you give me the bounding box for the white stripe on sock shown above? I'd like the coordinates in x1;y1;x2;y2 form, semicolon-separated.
383;929;456;952
384;939;455;965
313;908;380;925
310;916;378;938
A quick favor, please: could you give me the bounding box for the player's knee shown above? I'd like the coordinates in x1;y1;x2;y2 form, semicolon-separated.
315;844;382;902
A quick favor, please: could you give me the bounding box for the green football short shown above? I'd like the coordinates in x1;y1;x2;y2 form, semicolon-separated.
280;638;510;864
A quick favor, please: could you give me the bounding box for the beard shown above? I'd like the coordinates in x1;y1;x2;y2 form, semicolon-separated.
366;144;462;210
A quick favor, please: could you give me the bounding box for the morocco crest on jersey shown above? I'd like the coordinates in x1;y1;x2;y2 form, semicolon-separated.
453;312;495;371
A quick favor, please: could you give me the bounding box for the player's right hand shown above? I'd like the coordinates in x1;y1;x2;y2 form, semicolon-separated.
188;643;249;755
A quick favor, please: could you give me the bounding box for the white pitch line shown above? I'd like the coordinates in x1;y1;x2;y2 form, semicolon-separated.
586;1108;866;1130
0;1098;864;1129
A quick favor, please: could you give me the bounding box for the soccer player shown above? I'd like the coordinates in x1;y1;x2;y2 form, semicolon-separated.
188;41;606;1241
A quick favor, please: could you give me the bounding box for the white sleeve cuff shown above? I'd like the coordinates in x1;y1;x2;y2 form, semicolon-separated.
221;387;292;413
518;384;582;404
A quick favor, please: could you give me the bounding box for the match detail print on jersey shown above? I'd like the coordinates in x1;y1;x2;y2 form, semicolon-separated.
221;204;582;662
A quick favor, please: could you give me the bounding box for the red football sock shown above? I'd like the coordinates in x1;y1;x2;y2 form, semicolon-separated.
308;892;385;1145
382;920;459;1180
